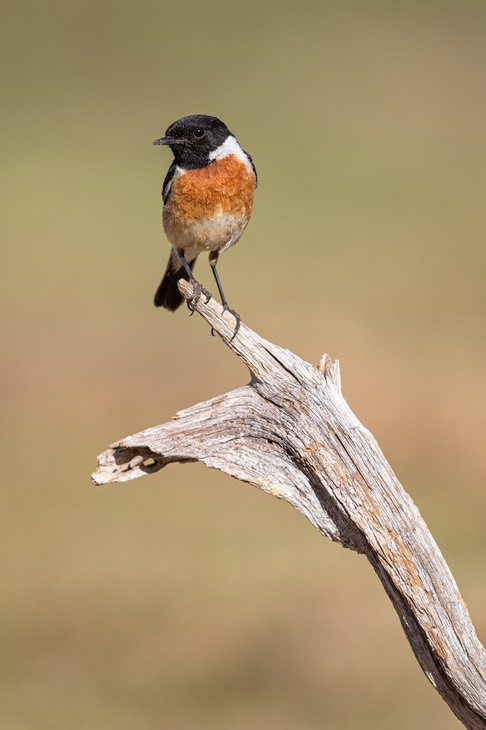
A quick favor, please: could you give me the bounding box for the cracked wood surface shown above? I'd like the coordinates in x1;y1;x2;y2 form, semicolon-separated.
92;279;486;729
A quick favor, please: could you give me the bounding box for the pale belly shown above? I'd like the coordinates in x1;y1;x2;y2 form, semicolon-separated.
163;207;249;260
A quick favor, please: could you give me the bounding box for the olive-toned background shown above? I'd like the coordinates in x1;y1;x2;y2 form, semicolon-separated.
2;1;486;728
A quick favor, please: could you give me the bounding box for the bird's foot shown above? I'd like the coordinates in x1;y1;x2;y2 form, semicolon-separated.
222;305;241;341
187;281;212;315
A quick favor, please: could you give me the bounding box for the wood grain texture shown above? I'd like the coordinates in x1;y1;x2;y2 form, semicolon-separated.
92;279;486;729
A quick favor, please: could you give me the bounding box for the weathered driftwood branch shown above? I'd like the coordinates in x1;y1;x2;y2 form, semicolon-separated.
92;280;486;729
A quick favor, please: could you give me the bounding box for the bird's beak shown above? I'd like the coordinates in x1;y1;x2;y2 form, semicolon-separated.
153;136;183;146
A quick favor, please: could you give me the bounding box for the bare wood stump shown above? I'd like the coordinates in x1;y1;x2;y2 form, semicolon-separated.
92;280;486;729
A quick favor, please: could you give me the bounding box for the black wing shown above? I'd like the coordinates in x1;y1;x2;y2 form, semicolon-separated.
244;150;258;189
162;161;177;204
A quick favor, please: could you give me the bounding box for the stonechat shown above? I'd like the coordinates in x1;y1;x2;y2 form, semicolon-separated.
153;114;257;329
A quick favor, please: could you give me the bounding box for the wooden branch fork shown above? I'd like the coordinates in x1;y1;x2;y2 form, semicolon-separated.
92;280;486;728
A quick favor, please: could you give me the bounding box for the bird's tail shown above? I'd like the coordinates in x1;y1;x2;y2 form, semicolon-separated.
153;250;196;310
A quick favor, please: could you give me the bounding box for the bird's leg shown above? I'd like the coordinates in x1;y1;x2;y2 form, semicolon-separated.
175;248;196;280
174;249;211;312
209;251;241;338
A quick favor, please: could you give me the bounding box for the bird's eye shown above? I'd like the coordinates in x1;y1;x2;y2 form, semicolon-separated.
193;127;205;139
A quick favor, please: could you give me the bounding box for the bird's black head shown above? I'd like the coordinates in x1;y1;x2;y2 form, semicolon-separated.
153;114;232;169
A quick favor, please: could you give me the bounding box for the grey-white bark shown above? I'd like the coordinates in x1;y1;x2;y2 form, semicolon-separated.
92;280;486;729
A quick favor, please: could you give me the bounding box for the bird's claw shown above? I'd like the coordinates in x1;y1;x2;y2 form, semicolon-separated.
187;282;212;314
222;305;241;341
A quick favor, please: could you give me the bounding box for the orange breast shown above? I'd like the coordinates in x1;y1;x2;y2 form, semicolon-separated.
167;154;255;223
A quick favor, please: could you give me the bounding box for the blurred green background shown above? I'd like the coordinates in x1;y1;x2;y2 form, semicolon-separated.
2;0;486;727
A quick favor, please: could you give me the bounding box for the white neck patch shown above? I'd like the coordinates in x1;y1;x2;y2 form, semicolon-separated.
208;135;252;172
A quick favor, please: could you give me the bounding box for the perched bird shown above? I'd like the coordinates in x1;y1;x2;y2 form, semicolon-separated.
153;114;257;327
